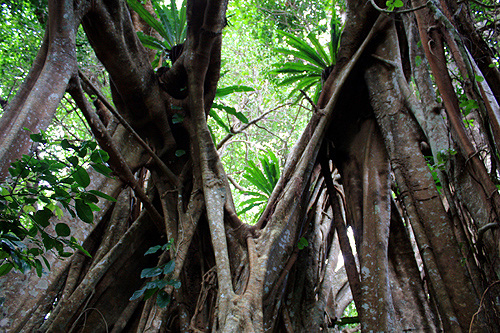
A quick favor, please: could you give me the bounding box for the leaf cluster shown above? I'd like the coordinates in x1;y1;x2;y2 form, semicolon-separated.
270;16;342;103
130;239;180;308
239;150;280;220
127;0;187;67
0;131;115;277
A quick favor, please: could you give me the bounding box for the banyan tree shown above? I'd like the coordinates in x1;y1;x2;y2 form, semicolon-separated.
0;0;499;331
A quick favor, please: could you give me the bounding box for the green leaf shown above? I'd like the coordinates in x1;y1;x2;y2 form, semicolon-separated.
211;103;249;124
74;166;90;188
307;32;331;65
272;62;322;74
209;110;230;133
143;287;158;300
32;208;53;228
215;85;255;98
175;150;186;157
394;0;404;7
298;237;309;250
415;56;422;67
145;245;162;255
70;238;91;257
141;266;163;278
0;263;13;276
30;133;44;143
81;193;99;203
137;31;167;51
55;223;71;237
156;289;171;308
90;150;110;163
41;256;51;270
474;75;484;82
163;260;175;275
91;163;113;177
75;199;93;223
130;287;146;301
41;232;55;250
276;30;328;68
67;156;79;166
88;190;117;202
34;259;43;277
172;113;184;124
126;0;171;42
60;139;72;150
23;205;36;213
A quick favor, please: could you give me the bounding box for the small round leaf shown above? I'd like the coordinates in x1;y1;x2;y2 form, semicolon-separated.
55;223;71;237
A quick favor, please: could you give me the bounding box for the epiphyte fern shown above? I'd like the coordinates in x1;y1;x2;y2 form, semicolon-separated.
238;150;280;220
270;16;343;103
126;0;187;66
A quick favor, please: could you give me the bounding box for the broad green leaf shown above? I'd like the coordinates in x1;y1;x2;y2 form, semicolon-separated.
41;232;55;250
30;133;44;143
209;110;230;133
23;205;36;213
34;259;43;277
163;260;175;275
143;287;158;300
55;223;71;237
145;245;162;255
32;208;53;228
277;30;328;68
126;0;170;42
91;163;113;177
215;85;255;98
67;156;79;167
75;199;93;223
88;190;117;202
141;266;163;278
298;237;309;250
307;33;331;65
137;32;167;51
156;289;171;308
0;263;13;276
90;150;110;163
74;167;90;188
129;287;146;301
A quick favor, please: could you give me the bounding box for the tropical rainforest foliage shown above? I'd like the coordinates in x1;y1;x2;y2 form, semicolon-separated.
0;0;499;332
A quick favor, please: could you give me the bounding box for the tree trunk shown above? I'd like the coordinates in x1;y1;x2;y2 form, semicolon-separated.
1;0;499;332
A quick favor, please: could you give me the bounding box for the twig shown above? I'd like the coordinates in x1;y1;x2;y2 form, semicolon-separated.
299;89;319;113
216;104;288;150
69;77;164;231
469;280;500;332
227;174;247;192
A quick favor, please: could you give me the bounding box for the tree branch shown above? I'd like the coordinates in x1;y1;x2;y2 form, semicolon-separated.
69;77;164;232
78;69;180;188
